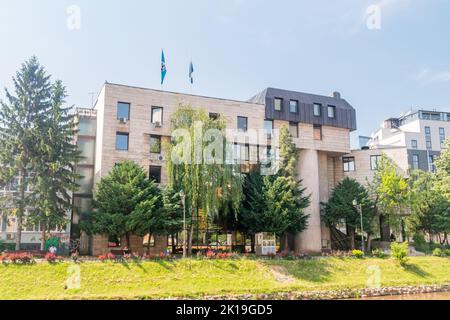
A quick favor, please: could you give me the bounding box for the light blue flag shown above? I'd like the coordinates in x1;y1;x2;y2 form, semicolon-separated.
189;61;194;84
161;50;167;85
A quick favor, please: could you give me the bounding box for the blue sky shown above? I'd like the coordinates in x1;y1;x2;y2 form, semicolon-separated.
1;0;450;142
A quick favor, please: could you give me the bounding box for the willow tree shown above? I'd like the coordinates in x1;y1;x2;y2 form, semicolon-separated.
165;105;243;256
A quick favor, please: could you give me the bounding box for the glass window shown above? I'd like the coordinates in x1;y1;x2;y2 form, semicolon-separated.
439;128;445;148
313;103;322;117
151;107;163;124
425;126;431;135
411;140;418;149
78;138;95;165
209;113;219;120
78;118;96;136
237;116;248;132
426;137;432;150
370;155;382;170
116;132;129;151
412;155;419;170
117;102;130;120
274;98;283;111
343;157;355;172
289;122;298;138
150;135;161;154
263;120;273;138
313;125;322;140
149;166;162;183
327;105;336;118
289;100;298;113
76;167;94;194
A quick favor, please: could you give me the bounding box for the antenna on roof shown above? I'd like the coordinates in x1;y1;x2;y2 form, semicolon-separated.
89;92;95;108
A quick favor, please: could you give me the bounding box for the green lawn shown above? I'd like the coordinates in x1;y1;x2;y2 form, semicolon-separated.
0;257;449;299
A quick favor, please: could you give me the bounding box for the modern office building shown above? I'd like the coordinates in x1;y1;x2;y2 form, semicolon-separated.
72;82;357;255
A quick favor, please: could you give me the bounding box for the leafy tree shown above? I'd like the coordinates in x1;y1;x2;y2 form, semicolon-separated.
322;178;376;250
166;105;243;256
80;161;160;251
278;125;298;178
408;170;450;245
0;57;52;250
368;154;409;241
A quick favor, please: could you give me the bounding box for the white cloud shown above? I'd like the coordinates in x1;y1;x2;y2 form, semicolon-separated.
415;68;450;85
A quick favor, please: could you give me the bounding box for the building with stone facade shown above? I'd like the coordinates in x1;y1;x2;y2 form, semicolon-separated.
71;82;357;256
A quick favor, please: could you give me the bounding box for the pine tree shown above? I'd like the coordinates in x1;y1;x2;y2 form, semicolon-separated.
80;161;161;251
29;80;82;250
278;125;298;177
0;57;51;250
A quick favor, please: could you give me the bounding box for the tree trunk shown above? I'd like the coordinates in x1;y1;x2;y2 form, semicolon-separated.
187;208;196;257
347;225;355;250
367;234;372;252
171;234;176;253
283;233;289;253
250;234;255;253
15;171;27;251
40;223;47;252
379;215;391;242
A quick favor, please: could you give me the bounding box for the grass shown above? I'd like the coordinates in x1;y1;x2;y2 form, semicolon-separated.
0;257;449;300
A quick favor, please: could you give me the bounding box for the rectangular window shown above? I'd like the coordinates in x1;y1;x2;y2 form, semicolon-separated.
439;127;445;149
313;124;322;140
370;155;382;170
237;116;248;132
150;135;161;154
411;140;418;149
263;120;273;138
289;100;298;113
274;98;283;111
429;155;436;172
151;107;163;124
117;102;130;120
209;113;219;120
149;166;162;183
313;103;322;117
327;105;336;118
116;132;129;151
289;122;298;138
343;157;355;172
426;137;432;150
425;126;431;135
412;154;419;170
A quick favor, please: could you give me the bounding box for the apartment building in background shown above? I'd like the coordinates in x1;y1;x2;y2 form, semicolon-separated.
72;82;357;255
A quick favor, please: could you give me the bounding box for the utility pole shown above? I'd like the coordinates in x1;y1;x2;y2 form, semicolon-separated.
353;199;365;253
180;191;186;259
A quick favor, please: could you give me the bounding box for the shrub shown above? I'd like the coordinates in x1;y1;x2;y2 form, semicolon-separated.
444;249;450;257
45;253;57;263
390;242;409;266
352;250;364;259
432;248;443;257
371;248;387;258
98;252;115;262
5;252;35;264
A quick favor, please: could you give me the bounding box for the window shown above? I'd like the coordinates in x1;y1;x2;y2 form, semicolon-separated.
426;137;432;150
425;126;431;135
289;100;298;113
370;155;382;170
116;132;129;151
412;154;419;170
237;116;248;132
143;234;155;247
117;102;130;120
274;98;283;111
313;124;322;140
411;140;418;149
209;113;219;120
439;128;445;148
150;135;161;154
263;120;273;138
289;122;298;138
149;166;162;183
428;155;436;172
313;103;322;117
343;157;355;172
151;107;163;124
327;105;336;118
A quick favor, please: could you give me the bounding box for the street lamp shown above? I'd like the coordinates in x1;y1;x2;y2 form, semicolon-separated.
180;190;186;259
353;199;365;253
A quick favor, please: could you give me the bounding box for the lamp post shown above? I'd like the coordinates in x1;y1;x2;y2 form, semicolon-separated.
353;199;365;253
180;191;186;259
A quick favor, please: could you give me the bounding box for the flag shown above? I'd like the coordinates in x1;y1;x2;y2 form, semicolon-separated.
189;61;194;84
161;50;167;85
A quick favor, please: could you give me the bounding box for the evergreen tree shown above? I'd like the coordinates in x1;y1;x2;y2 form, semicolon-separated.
322;177;376;250
278;125;298;178
80;161;160;251
29;80;82;250
0;57;51;250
